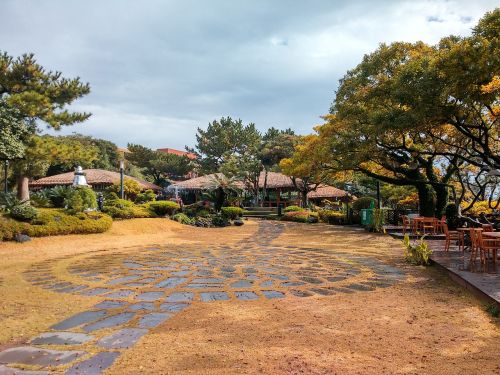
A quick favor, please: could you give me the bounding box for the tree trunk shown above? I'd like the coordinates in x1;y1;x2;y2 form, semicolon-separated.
16;175;30;201
433;184;449;218
301;190;308;208
262;169;268;208
416;184;435;217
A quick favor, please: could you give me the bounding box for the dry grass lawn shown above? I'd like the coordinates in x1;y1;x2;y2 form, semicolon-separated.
0;218;498;374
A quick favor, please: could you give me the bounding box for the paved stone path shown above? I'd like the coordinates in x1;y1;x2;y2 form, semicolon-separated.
0;222;405;374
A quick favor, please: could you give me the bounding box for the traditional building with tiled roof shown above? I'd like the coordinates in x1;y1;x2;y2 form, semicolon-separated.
30;169;161;191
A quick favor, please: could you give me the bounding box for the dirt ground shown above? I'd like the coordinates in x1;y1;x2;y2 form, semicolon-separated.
0;219;498;374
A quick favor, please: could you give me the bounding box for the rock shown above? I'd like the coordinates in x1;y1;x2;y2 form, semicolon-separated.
307;216;318;224
14;234;31;243
233;219;244;226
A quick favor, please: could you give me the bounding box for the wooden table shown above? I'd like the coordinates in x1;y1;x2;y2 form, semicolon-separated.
483;232;500;239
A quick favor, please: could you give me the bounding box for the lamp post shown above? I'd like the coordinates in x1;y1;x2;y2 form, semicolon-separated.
3;160;8;194
119;160;125;199
376;180;381;209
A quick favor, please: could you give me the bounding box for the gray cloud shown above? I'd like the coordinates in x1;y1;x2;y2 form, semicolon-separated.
1;0;497;149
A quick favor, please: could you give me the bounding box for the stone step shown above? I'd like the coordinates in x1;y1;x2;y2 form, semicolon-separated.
0;346;86;367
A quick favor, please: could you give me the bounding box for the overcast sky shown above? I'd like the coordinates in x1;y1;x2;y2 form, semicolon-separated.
1;0;497;150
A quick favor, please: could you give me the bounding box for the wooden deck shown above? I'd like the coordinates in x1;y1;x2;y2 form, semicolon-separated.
426;239;500;307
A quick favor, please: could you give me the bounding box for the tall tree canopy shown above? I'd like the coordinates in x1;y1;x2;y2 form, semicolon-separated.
315;10;500;216
12;135;98;200
0;51;91;199
0;100;33;160
190;117;261;174
126;144;192;186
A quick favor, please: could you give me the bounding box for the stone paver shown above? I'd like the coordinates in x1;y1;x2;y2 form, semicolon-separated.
0;347;85;367
5;221;407;374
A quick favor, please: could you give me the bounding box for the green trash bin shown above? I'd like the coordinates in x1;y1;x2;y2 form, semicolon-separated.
360;208;374;226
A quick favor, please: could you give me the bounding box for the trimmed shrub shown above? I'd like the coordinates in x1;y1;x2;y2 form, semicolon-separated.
172;213;194;225
146;201;180;216
196;209;211;218
65;187;97;214
135;189;156;204
10;203;38;222
221;206;244;219
281;211;318;223
211;214;230;227
284;205;305;212
318;209;345;224
352;197;376;211
0;209;112;241
102;199;154;219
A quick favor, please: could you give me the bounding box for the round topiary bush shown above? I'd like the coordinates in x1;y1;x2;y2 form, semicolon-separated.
64;187;97;214
146;201;180;216
221;206;244;219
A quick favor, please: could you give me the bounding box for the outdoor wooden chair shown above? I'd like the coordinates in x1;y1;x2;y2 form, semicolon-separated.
435;216;446;234
468;228;485;264
476;230;499;264
402;216;410;235
421;217;436;234
442;223;460;252
481;224;494;232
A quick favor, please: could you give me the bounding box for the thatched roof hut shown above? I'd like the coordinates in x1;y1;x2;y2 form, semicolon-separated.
30;169;161;191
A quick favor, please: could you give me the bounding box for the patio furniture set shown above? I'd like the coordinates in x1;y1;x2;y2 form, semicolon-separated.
402;215;498;265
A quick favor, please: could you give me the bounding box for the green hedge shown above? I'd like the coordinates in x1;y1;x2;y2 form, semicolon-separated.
284;205;305;212
318;209;345;224
221;206;244;219
0;209;112;241
281;211;318;223
145;201;180;216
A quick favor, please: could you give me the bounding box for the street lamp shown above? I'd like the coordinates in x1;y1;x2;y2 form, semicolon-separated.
3;160;8;194
119;160;125;199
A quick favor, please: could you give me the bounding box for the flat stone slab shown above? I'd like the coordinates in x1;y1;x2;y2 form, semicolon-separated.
200;292;229;302
231;280;253;288
262;290;285;299
65;352;120;375
97;328;148;349
83;312;135;332
128;302;155;311
51;311;107;330
159;303;190;312
156;277;187;288
79;288;111;296
136;292;164;301
138;313;171;328
30;332;93;346
94;301;127;309
0;365;48;374
104;290;134;298
235;291;259;300
165;292;194;302
0;346;85;367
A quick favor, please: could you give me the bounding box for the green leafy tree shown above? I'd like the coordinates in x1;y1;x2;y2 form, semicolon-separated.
126;144;192;186
260;128;298;199
0;51;91;198
0;100;33;160
12;135;98;200
190;117;261;174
